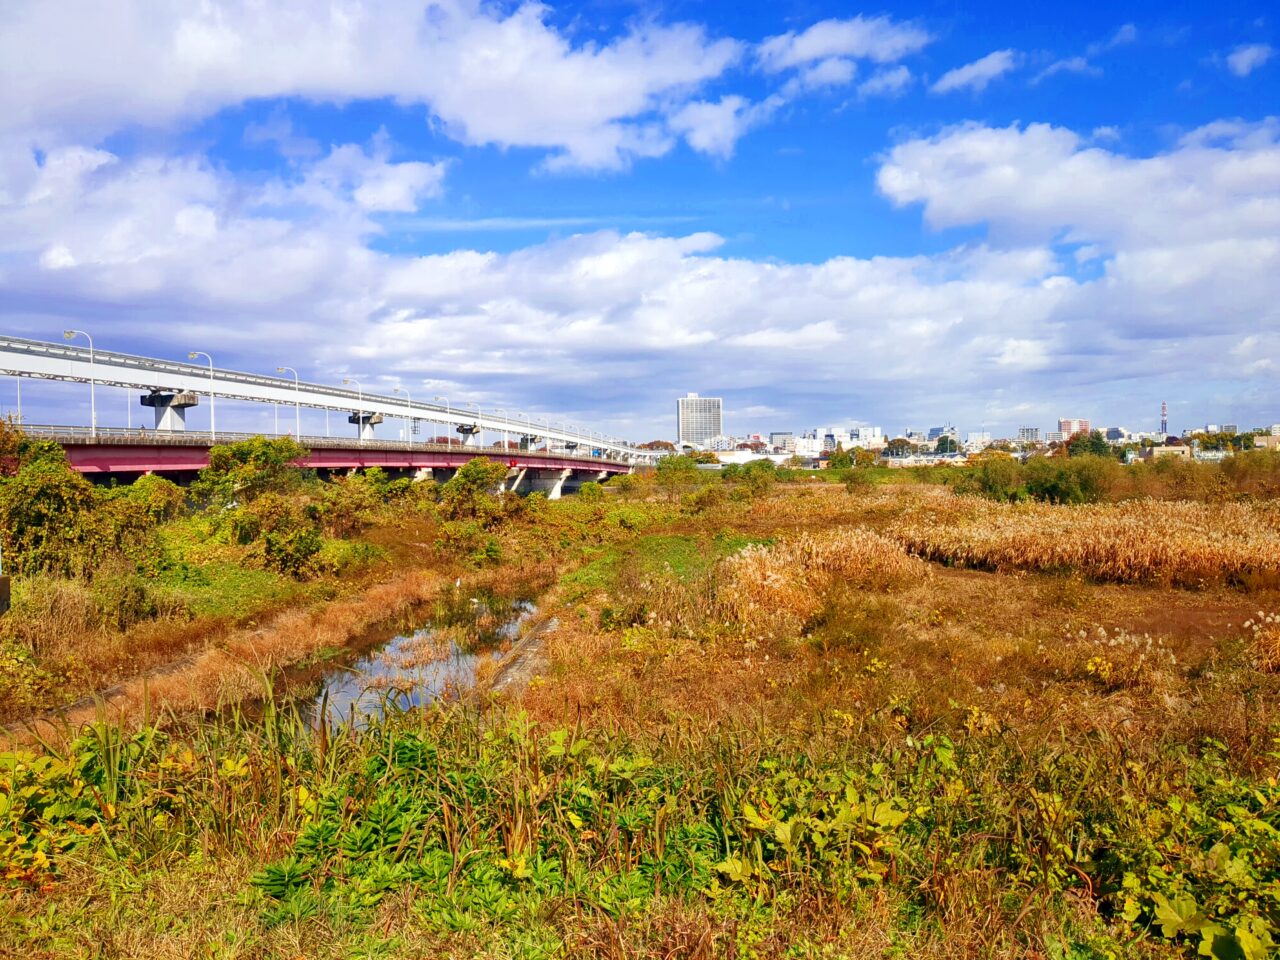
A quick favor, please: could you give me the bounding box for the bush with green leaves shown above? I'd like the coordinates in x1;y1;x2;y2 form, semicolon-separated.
576;481;604;502
191;436;311;506
0;454;106;576
226;492;323;577
439;458;511;526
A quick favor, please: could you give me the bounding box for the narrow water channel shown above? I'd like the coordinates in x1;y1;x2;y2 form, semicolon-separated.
296;589;537;728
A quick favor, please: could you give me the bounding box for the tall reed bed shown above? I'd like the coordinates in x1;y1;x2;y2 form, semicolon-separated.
889;497;1280;587
716;528;927;638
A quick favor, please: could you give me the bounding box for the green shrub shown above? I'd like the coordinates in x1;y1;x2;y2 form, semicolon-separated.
440;459;511;525
89;566;158;631
227;493;322;577
192;436;310;506
577;481;604;502
0;458;104;576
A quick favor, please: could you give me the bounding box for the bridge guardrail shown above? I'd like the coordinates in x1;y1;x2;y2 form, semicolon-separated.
18;425;635;468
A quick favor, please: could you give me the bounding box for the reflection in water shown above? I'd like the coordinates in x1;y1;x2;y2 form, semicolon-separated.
302;594;535;728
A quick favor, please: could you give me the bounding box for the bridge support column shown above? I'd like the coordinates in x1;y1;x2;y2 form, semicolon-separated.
140;390;199;431
414;467;433;482
528;468;572;500
504;467;527;493
348;411;384;441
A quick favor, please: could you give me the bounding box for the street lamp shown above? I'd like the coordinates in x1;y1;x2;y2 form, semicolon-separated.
342;377;363;445
433;395;450;447
276;366;301;437
63;329;96;438
492;408;509;452
188;351;215;443
393;387;414;449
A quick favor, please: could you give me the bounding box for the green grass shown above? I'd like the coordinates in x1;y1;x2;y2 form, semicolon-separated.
7;704;1275;959
152;560;303;620
560;532;768;602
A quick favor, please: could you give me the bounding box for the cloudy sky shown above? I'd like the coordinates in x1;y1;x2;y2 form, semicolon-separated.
1;1;1277;440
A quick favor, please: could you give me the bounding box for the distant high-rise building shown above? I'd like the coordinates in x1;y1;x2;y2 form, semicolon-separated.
1017;426;1041;443
1105;427;1127;442
1058;418;1091;437
768;431;793;448
676;393;723;446
1223;424;1239;435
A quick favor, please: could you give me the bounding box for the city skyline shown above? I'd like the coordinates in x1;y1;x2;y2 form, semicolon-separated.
0;1;1276;437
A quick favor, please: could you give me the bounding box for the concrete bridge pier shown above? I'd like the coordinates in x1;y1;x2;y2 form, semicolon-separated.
526;467;573;500
559;469;609;497
140;390;199;431
503;466;527;493
414;466;434;482
348;411;384;441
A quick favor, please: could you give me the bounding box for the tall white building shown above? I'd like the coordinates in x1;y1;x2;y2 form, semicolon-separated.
676;392;723;447
1058;418;1091;437
850;426;884;447
1017;426;1041;443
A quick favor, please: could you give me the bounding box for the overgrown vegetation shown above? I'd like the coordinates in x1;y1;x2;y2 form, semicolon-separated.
5;430;1280;958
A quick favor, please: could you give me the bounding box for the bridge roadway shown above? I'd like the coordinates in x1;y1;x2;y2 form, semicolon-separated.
25;426;631;498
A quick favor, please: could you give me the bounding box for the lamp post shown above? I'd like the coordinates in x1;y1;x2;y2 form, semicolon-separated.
63;329;96;438
492;409;509;452
276;366;301;437
342;377;363;445
433;396;450;447
188;351;215;443
393;387;414;449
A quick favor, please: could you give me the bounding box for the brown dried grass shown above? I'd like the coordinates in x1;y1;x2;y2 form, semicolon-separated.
716;528;927;639
890;496;1280;587
21;568;448;735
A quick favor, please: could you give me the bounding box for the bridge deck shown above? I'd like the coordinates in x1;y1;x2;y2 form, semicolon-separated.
21;426;631;474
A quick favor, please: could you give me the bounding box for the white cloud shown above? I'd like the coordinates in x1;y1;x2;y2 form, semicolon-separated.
858;66;914;99
0;0;741;171
783;58;858;95
7;116;1278;434
288;141;448;213
668;96;783;159
1086;24;1137;57
876;119;1280;249
931;50;1020;94
757;16;931;72
1033;56;1102;84
1227;43;1274;77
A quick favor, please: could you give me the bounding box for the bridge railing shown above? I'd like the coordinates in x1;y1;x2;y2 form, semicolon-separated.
18;425;636;467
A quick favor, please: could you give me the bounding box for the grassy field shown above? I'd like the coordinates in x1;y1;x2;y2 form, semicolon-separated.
5;451;1280;958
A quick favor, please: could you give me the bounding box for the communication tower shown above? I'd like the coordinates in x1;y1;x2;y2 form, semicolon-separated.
1160;401;1168;436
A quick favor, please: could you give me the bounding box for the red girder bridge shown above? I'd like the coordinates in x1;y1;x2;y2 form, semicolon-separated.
26;427;630;498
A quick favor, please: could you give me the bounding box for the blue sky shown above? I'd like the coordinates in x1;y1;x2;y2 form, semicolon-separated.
1;1;1277;440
